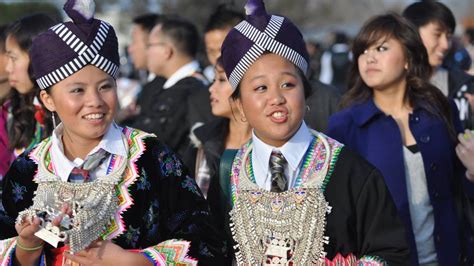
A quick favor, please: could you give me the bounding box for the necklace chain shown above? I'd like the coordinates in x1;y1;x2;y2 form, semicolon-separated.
17;133;130;253
229;131;335;264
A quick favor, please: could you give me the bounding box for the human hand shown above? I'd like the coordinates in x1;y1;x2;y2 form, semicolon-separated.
16;203;71;247
15;215;44;248
64;240;150;266
456;129;474;181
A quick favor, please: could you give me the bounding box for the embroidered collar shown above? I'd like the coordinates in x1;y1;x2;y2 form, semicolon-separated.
30;126;156;241
50;122;127;181
231;130;344;205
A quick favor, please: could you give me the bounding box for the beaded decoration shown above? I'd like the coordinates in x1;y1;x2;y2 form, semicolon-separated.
23;126;154;252
229;131;341;264
231;130;339;206
229;131;389;265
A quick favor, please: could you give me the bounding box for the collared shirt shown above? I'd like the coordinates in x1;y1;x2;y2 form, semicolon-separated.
252;121;313;191
163;60;201;89
50;122;127;182
147;73;156;82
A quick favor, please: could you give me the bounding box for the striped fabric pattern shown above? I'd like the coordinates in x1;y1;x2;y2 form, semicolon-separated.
228;15;309;89
35;21;120;90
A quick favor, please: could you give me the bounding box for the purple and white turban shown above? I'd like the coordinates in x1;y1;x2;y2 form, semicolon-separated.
30;0;120;90
221;0;309;90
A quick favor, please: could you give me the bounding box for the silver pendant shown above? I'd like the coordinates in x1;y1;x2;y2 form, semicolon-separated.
16;134;129;253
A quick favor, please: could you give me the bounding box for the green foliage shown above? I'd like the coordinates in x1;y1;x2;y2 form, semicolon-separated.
0;3;62;25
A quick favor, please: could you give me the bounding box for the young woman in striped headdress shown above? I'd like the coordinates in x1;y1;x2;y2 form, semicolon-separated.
219;0;410;264
0;0;226;265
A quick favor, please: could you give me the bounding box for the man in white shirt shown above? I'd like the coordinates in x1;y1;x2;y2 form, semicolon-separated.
145;16;213;156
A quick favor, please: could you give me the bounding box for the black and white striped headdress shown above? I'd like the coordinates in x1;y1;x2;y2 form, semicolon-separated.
221;0;309;90
30;0;120;90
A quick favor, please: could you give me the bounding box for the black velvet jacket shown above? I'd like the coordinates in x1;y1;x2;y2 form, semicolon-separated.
1;129;227;264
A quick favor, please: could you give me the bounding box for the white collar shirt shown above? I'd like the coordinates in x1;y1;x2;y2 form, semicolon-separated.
251;121;313;191
163;60;201;89
50;122;127;182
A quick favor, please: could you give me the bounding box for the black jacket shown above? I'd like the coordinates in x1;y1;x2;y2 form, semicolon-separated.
183;118;234;263
132;76;211;157
1;129;227;264
448;69;474;129
183;118;229;228
304;80;341;133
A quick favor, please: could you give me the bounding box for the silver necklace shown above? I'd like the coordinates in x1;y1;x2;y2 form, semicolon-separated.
17;133;129;253
230;131;333;265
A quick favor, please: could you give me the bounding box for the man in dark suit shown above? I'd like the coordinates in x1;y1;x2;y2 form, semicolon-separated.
145;16;213;156
117;14;166;126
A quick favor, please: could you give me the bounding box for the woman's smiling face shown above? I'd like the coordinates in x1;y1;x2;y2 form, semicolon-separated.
41;65;118;146
238;53;305;147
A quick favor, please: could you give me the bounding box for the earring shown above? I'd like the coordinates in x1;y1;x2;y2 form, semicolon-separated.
52;112;57;128
306;105;311;112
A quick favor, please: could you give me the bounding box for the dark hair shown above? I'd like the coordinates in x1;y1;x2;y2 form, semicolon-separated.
214;56;240;122
230;56;312;100
341;13;456;139
132;13;162;34
0;25;8;53
402;1;456;33
158;16;199;58
7;13;56;149
466;28;474;45
215;56;224;69
333;31;349;44
204;4;244;33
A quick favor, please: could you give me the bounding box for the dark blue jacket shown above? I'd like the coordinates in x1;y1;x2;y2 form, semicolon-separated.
327;98;474;266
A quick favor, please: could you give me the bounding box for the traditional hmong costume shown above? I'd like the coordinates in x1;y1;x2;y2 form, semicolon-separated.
228;123;409;265
219;0;410;265
1;125;226;265
0;0;226;264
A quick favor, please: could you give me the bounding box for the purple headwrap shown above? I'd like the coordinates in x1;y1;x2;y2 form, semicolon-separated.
30;0;120;90
221;0;309;90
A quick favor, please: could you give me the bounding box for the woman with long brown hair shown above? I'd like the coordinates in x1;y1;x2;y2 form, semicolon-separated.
5;13;57;157
327;13;474;265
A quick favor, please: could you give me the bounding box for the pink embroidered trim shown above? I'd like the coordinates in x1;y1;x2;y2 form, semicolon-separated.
139;240;197;266
28;127;156;240
138;248;167;265
30;137;50;181
319;253;386;266
102;127;154;240
0;237;17;266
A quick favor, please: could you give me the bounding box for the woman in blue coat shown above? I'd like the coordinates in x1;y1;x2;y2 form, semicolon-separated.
327;14;474;265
